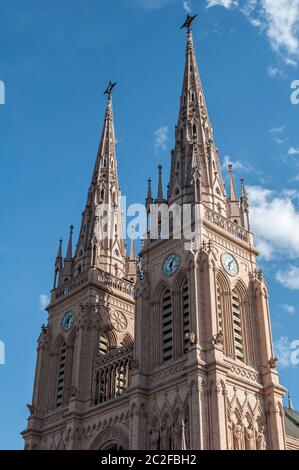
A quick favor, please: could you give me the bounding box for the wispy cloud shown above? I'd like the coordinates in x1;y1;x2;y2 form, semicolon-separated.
267;66;284;78
126;0;175;10
207;1;299;64
281;304;296;315
39;294;50;311
154;126;169;152
276;266;299;289
270;126;285;134
275;336;294;368
207;0;238;8
183;0;192;14
222;155;253;172
288;146;299;155
269;126;287;144
248;186;299;261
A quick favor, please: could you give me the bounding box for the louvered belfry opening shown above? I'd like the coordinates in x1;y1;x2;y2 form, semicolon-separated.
162;291;173;363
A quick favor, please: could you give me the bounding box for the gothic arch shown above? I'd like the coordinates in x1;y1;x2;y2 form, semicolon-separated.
233;279;256;366
153;279;170;301
121;333;133;346
100;326;117;350
171;396;184;417
217;268;230;288
89;426;129;450
216;269;234;358
67;328;77;347
172;270;188;293
52;335;66;354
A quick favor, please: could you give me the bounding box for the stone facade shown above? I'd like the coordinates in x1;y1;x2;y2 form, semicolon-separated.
23;23;297;451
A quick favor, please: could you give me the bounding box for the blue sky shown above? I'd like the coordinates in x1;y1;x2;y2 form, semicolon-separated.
0;0;299;449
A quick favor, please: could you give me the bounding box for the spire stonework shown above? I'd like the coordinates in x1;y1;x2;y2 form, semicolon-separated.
53;238;63;289
74;90;126;278
156;165;164;203
227;164;241;225
168;26;227;212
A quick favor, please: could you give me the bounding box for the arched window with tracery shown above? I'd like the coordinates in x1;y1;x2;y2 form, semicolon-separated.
162;290;173;362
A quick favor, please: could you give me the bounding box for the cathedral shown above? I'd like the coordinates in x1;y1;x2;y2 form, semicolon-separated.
22;18;299;451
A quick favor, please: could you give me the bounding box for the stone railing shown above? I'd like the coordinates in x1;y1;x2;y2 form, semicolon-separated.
204;207;249;242
94;343;134;406
53;268;135;301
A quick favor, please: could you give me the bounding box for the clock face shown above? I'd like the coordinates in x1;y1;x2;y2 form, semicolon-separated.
61;312;76;332
163;254;180;277
221;252;239;277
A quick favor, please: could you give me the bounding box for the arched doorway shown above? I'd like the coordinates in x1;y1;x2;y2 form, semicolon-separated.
90;426;129;450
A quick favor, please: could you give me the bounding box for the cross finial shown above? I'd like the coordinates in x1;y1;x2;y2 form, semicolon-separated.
180;14;197;33
104;81;117;98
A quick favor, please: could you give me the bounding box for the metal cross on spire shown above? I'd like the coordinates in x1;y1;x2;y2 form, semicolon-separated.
104;81;117;98
180;14;197;32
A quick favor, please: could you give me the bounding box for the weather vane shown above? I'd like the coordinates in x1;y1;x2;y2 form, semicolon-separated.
104;81;117;98
180;14;197;33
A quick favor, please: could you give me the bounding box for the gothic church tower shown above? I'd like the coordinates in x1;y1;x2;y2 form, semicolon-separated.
23;19;287;451
23;91;137;450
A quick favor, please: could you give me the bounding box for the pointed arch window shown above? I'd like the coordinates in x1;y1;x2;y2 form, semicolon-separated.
232;292;244;362
56;343;67;408
162;290;173;362
182;280;190;354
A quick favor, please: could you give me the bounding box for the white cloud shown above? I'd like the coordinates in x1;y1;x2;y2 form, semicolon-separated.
288;146;299;155
39;294;50;311
274;336;293;367
222;155;253;172
269;126;286;144
267;66;283;78
248;186;299;260
270;126;285;134
207;0;299;63
126;0;174;10
207;0;238;8
260;0;299;62
276;266;299;289
154;126;169;152
281;303;296;314
183;0;192;13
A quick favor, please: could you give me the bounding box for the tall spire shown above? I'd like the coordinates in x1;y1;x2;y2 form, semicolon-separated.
53;238;63;288
156;165;164;203
129;227;136;261
228;164;238;201
55;238;63;269
240;176;250;230
74;84;126;278
65;225;73;260
168;16;227;212
288;390;294;410
126;227;137;283
146;178;153;210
